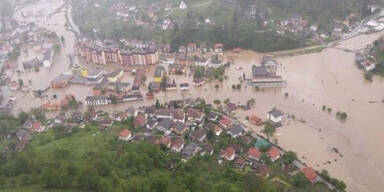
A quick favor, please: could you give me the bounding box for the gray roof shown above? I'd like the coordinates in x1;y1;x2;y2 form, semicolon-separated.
269;108;283;118
16;129;29;141
191;129;206;140
157;118;173;130
172;121;187;132
181;142;201;158
23;58;42;69
154;66;165;77
252;66;270;77
228;124;244;135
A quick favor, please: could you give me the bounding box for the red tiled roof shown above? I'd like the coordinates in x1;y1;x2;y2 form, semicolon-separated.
186;108;204;119
134;113;146;126
223;147;235;159
219;117;232;127
171;138;184;149
302;167;317;183
32;122;41;130
249;115;263;125
159;136;171;147
119;129;131;138
248;148;261;159
213;125;222;134
267;147;280;159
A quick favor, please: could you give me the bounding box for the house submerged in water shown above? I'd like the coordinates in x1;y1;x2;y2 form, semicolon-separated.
251;65;286;88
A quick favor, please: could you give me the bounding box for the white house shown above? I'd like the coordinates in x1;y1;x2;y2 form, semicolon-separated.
179;1;187;9
42;49;54;68
267;108;283;124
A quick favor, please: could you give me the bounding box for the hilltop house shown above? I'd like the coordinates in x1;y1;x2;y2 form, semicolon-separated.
119;129;132;141
181;142;201;159
223;146;236;161
186;108;205;124
171;137;185;152
191;129;206;142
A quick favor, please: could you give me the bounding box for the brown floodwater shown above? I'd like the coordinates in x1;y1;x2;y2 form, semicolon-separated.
8;0;384;191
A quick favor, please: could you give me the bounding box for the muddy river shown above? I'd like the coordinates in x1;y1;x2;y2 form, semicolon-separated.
8;0;384;191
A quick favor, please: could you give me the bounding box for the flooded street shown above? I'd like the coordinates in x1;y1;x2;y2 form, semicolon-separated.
10;0;79;112
7;0;384;191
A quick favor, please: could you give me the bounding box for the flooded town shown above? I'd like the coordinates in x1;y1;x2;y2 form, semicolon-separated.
1;0;384;192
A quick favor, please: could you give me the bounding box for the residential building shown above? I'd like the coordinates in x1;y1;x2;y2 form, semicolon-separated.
171;137;185;152
223;146;236;161
267;108;283;127
119;129;132;141
85;96;111;106
248;147;261;161
251;65;286;88
181;142;201;159
191;129;206;142
302;167;318;184
228;124;244;138
267;146;281;162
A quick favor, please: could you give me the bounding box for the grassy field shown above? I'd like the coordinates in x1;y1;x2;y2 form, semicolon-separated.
2;185;84;192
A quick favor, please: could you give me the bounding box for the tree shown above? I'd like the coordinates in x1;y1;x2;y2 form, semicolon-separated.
282;151;297;164
260;153;271;164
214;100;221;105
263;123;275;141
30;108;46;122
17;111;29;124
110;95;118;104
156;99;161;109
42;168;61;188
77;166;100;190
291;173;308;188
18;79;23;88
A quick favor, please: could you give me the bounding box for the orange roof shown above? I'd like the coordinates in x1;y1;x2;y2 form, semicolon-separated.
223;147;235;158
159;136;171;147
219;117;232;127
302;167;317;183
119;129;131;138
248;147;261;159
213;125;222;134
267;146;280;159
32;122;41;130
171;138;184;148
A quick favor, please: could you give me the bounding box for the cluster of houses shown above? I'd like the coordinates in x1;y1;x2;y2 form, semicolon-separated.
40;94;78;111
4;96;320;186
0;18;57;70
355;52;376;72
75;37;159;66
355;43;379;72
